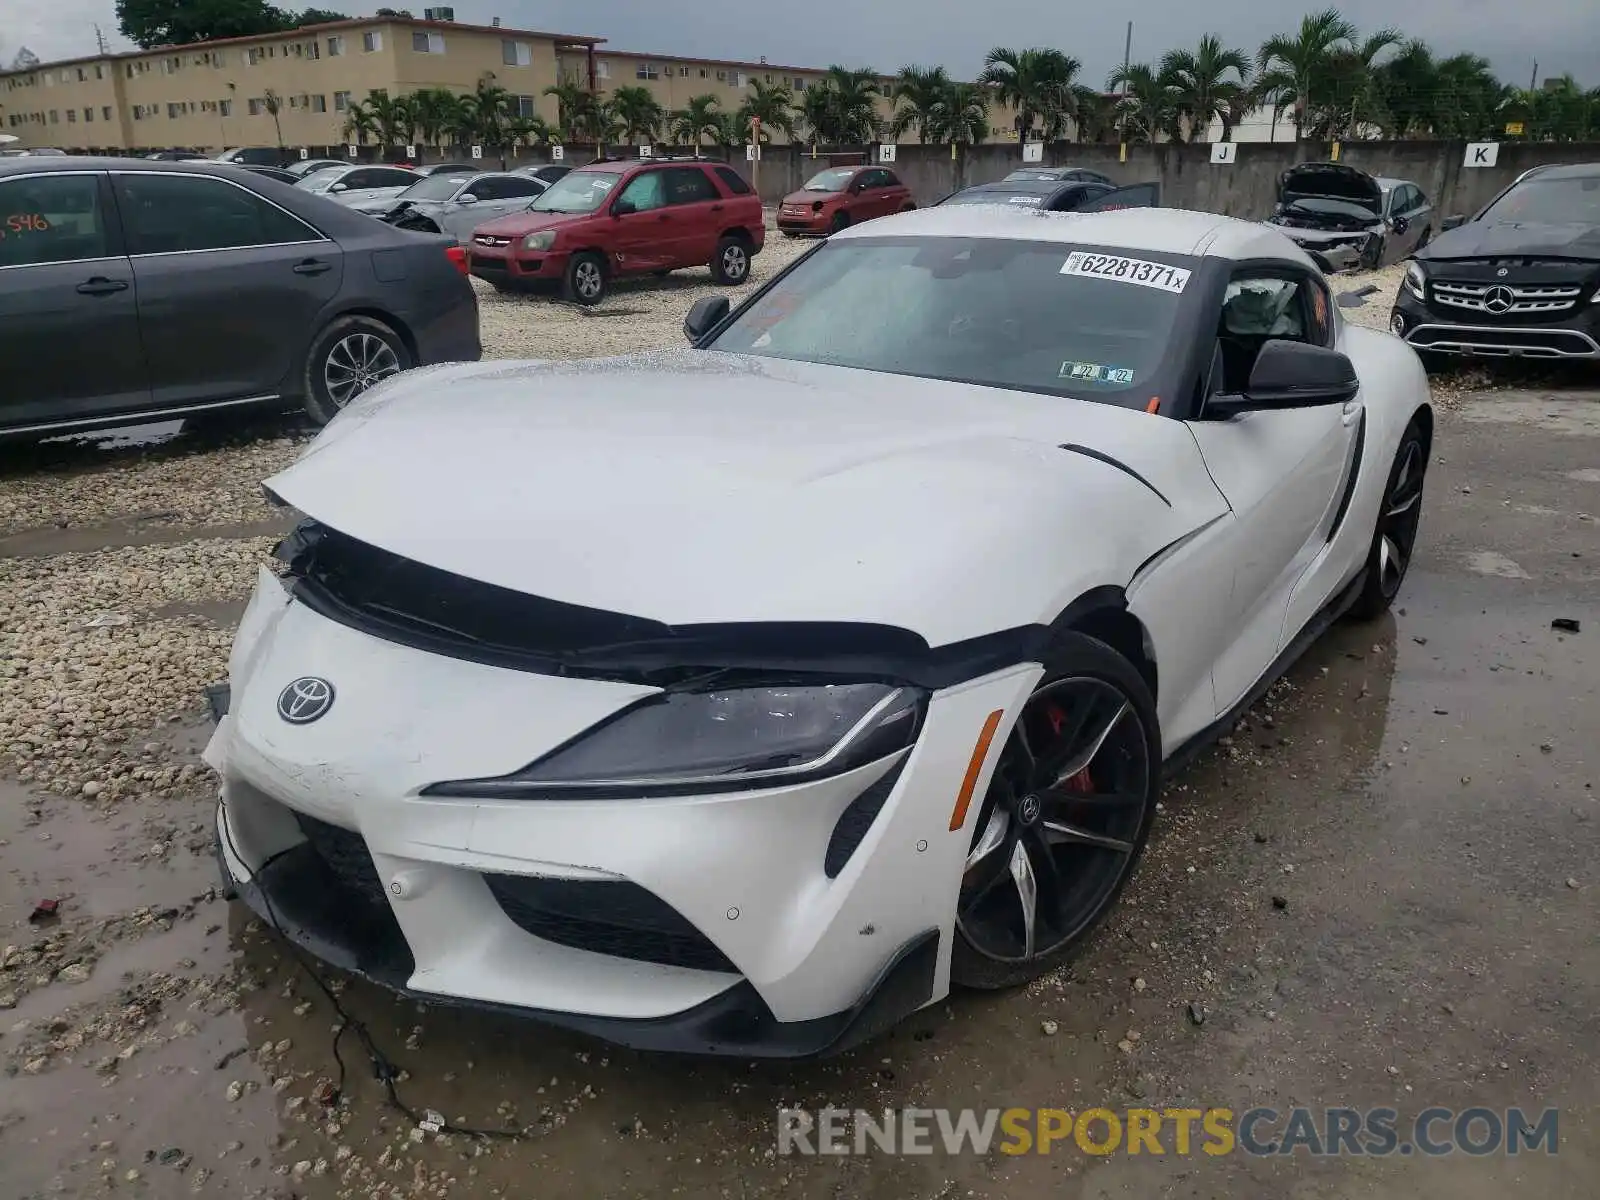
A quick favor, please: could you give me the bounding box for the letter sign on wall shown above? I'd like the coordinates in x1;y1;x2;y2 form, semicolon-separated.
552;145;565;161
1021;141;1044;163
878;143;896;164
1464;142;1500;168
471;144;484;160
1210;142;1237;164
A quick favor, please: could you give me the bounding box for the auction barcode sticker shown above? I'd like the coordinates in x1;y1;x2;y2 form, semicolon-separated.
1061;252;1191;294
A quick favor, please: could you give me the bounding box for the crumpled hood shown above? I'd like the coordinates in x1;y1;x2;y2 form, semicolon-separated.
1278;162;1383;215
264;351;1227;648
1417;219;1600;262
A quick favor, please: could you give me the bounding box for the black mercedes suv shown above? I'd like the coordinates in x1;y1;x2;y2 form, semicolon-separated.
1390;162;1600;362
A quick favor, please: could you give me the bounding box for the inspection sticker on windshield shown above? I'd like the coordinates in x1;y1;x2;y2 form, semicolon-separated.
1060;252;1190;293
1007;195;1042;205
1060;360;1135;384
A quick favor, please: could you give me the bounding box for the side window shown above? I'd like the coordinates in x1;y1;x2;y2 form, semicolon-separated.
468;176;513;200
616;170;666;212
115;174;319;255
1216;273;1312;394
0;173;110;267
714;166;752;196
375;168;419;187
880;170;902;189
664;167;718;205
494;177;546;198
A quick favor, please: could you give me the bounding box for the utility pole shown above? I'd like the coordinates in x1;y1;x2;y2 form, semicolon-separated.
1119;21;1132;142
94;25;109;55
1528;61;1538;91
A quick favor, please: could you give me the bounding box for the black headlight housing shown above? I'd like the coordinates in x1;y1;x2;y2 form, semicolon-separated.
423;682;927;799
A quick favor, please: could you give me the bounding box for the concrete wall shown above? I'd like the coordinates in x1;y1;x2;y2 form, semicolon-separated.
725;140;1600;221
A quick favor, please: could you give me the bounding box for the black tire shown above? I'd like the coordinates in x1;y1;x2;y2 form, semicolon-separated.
1348;416;1429;620
829;211;850;234
563;250;607;306
950;630;1161;991
300;314;410;426
709;234;751;285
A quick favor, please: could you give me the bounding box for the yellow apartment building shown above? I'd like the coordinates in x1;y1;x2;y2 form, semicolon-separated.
0;15;1023;153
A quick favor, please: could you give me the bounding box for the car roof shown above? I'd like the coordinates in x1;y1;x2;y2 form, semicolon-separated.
832;203;1316;264
1517;161;1600;181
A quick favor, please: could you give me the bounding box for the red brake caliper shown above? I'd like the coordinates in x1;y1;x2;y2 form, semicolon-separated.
1045;703;1096;794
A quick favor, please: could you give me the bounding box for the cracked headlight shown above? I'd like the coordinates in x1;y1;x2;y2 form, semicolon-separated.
425;683;927;798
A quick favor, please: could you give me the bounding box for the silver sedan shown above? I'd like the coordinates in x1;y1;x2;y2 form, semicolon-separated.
348;171;550;243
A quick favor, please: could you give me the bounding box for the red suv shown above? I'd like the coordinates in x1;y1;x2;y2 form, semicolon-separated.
466;159;765;305
778;165;915;236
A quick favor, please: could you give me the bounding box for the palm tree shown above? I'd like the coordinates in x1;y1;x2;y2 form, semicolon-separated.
930;82;990;144
710;111;747;149
1071;86;1120;142
979;47;1081;142
458;75;513;165
543;80;604;142
407;86;462;160
1256;7;1358;140
889;65;952;143
261;88;285;149
738;79;796;143
608;85;665;145
1159;35;1251;142
341;100;378;148
507;114;554;152
792;66;881;146
364;89;412;149
1107;63;1180;143
669;94;723;155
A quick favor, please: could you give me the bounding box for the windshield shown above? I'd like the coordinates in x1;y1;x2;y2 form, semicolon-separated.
295;171;343;193
1003;169;1059;182
707;237;1193;405
943;188;1046;208
1482;174;1600;225
528;169;621;213
398;174;468;201
803;168;857;192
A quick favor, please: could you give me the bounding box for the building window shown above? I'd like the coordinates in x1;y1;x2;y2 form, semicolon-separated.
515;94;536;117
219;99;232;116
333;91;352;112
288;95;300;109
502;39;532;66
247;98;265;116
328;35;344;56
764;73;772;83
67;109;77;122
247;48;262;65
48;110;58;124
699;68;709;78
165;56;181;73
635;62;660;80
95;64;105;79
85;107;95;122
102;105;112;120
212;51;226;68
362;31;382;52
76;67;86;81
412;31;445;53
677;66;688;77
168;102;182;118
594;61;609;79
736;73;748;88
312;94;327;112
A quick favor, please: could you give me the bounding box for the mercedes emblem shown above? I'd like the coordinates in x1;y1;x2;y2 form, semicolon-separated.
276;677;336;724
1483;285;1515;314
1017;792;1042;827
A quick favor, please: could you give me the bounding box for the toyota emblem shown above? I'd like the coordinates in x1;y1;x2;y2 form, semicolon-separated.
277;677;336;724
1483;285;1515;314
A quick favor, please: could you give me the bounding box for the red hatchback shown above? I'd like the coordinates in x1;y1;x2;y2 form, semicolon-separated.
778;165;915;236
466;159;766;305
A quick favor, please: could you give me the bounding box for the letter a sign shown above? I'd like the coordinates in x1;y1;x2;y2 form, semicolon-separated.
1464;142;1500;168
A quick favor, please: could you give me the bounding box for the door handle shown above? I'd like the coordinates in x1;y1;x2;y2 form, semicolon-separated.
293;258;332;275
710;203;725;212
76;276;128;296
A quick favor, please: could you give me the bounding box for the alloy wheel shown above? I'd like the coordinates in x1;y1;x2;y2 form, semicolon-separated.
574;260;603;300
721;244;748;280
323;333;401;407
1378;438;1425;597
957;677;1152;964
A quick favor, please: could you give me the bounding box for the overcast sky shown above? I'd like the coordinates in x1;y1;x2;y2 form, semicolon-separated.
7;0;1596;86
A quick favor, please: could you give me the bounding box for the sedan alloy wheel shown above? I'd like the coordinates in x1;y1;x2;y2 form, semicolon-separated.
324;332;402;407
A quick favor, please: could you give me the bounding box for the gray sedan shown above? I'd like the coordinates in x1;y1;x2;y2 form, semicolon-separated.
347;171;550;243
295;164;420;207
0;157;480;439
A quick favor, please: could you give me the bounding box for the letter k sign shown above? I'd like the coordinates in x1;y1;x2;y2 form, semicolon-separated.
1465;142;1500;168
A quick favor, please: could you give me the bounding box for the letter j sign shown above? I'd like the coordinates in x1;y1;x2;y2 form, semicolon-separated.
1464;142;1500;168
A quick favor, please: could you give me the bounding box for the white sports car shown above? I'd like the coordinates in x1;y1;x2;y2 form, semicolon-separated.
206;206;1432;1056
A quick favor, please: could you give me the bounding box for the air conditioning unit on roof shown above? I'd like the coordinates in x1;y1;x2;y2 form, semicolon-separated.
423;6;455;20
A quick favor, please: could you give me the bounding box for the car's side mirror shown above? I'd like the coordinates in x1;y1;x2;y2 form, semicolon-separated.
683;295;730;343
1441;214;1466;231
329;182;348;192
1207;340;1359;417
458;193;478;204
1392;215;1409;235
612;198;637;216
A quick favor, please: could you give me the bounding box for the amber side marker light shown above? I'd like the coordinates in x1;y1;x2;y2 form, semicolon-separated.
948;709;1005;832
1144;395;1161;414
